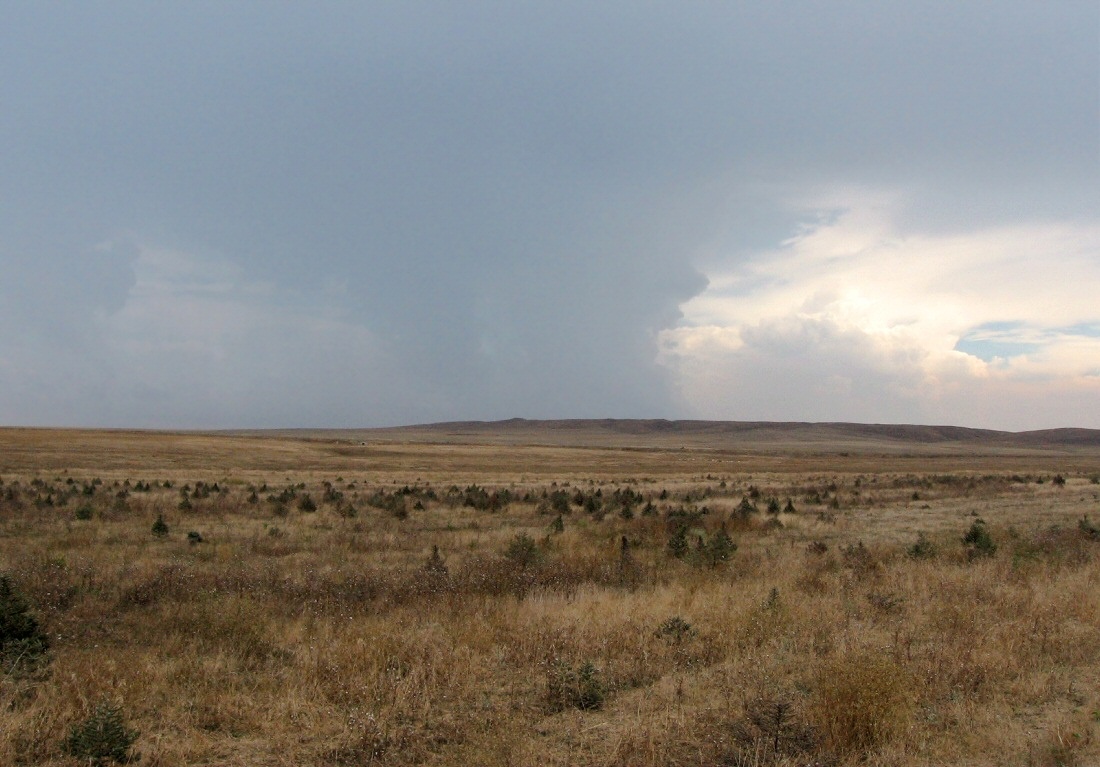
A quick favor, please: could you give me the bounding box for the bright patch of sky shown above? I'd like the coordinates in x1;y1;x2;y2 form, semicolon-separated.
662;190;1100;428
1;3;1097;429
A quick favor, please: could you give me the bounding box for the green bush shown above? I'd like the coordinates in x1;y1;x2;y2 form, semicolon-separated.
548;490;571;515
504;533;541;569
963;520;996;559
667;525;689;559
424;545;448;577
736;696;816;759
702;527;737;567
63;700;139;765
1079;516;1100;541
908;533;937;559
655;615;695;643
151;514;169;537
735;496;757;519
0;574;49;674
336;502;358;518
547;660;604;711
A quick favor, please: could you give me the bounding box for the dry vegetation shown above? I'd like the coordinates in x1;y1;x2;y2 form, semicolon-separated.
2;427;1099;766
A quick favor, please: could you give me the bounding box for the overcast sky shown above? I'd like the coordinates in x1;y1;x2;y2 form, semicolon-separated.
2;3;1097;430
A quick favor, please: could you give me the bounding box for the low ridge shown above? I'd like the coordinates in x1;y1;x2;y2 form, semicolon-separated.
355;418;1100;451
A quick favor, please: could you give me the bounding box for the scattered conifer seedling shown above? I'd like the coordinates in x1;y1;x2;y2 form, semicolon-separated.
63;699;139;765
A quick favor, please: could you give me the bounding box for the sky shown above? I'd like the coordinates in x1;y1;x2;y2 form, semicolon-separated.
1;2;1097;430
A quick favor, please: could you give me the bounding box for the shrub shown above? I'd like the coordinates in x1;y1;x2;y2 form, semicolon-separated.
963;520;996;559
735;496;757;519
0;574;50;674
366;490;407;518
151;514;169;537
424;545;448;576
1079;516;1100;541
75;503;94;521
546;659;604;711
582;493;602;515
841;541;877;575
297;494;317;513
462;484;498;511
667;525;689;559
908;532;937;559
504;533;541;569
735;696;816;759
63;699;139;765
655;615;695;643
548;489;571;515
702;527;736;567
571;662;604;710
187;531;204;545
763;586;781;611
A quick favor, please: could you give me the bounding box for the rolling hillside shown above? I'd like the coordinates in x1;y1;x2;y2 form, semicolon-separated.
252;419;1100;454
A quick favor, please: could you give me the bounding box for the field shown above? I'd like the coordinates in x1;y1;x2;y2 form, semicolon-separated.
2;424;1100;766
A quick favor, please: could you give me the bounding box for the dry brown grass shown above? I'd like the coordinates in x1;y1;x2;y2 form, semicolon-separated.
1;428;1099;766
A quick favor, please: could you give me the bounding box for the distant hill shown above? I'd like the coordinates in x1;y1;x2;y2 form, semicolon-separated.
277;419;1100;454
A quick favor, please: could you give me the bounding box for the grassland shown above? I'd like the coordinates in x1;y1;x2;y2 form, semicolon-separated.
2;425;1099;766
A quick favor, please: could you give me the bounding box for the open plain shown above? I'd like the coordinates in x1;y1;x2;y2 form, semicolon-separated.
2;422;1100;766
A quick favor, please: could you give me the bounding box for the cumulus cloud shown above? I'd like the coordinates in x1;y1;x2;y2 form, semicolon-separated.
662;190;1100;429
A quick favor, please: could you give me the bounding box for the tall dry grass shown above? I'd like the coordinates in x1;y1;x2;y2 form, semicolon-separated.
1;453;1099;765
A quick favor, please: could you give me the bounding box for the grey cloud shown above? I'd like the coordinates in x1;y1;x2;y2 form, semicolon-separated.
1;2;1096;426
